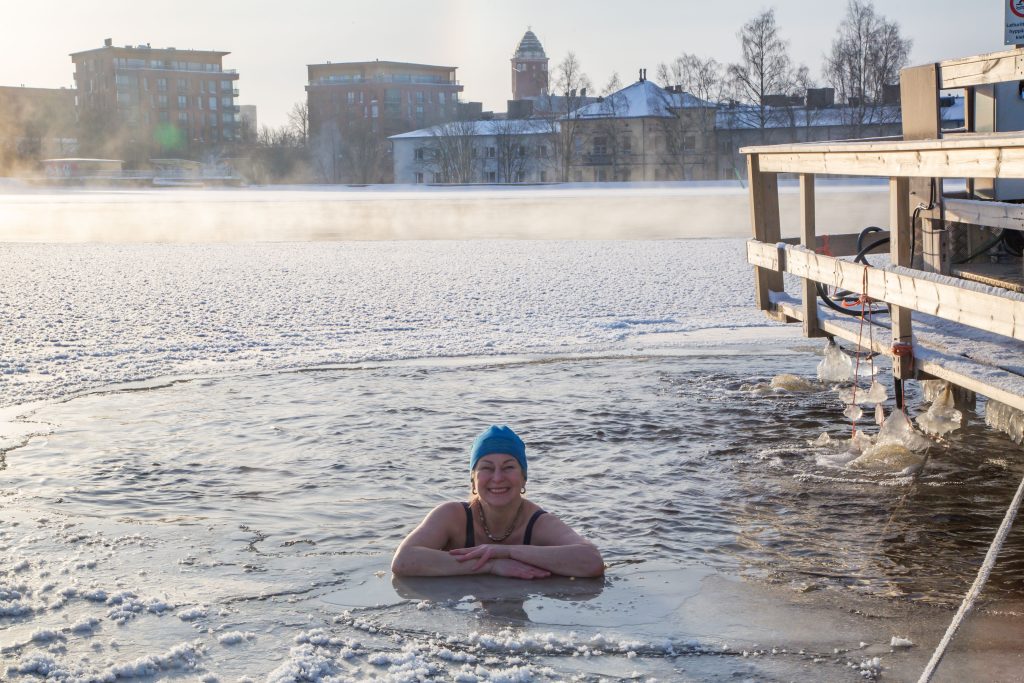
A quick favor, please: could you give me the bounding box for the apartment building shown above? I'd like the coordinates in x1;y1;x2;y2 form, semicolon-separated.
306;60;463;182
71;38;239;165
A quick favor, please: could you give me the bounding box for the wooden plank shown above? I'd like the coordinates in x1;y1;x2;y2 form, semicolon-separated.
781;231;890;257
746;239;781;270
939;48;1024;88
740;129;1024;155
748;155;784;311
773;298;1024;413
944;197;1024;232
799;174;823;338
754;146;1024;178
784;249;1024;342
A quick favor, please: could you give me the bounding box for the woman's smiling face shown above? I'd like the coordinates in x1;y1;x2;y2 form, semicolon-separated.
472;453;524;505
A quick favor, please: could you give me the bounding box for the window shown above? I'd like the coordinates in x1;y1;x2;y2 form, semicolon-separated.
177;78;187;92
178;95;187;109
538;144;548;158
178;111;189;123
200;81;206;94
540;171;547;182
156;78;168;92
222;112;234;122
221;80;232;92
415;91;424;104
592;136;607;155
438;92;446;105
515;171;525;183
596;169;608;182
414;172;424;184
486;171;497;182
347;92;355;104
684;135;696;151
414;148;425;161
156;94;168;108
516;145;526;157
485;146;496;158
222;96;232;107
209;96;218;110
621;136;632;154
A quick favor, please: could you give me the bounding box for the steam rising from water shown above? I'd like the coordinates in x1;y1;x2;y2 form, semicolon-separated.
0;179;887;242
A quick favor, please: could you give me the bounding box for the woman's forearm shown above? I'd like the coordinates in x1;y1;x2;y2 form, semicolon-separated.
392;546;492;577
509;543;604;577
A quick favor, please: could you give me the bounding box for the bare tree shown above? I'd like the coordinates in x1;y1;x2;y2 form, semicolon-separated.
492;118;532;183
541;52;593;181
287;101;310;146
421;119;479;183
824;0;911;134
601;72;622;97
657;53;726;177
726;9;795;141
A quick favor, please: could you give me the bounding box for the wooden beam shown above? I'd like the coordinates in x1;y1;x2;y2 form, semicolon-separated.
741;130;1024;155
746;241;1024;343
781;231;890;256
799;174;824;338
889;177;913;378
939;48;1024;88
944;197;1024;232
900;63;941;140
748;155;783;311
753;146;1024;178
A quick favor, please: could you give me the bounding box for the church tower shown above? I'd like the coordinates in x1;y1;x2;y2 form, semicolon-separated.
511;29;548;100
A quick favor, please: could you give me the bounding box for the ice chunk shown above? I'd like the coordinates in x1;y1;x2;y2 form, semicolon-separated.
878;411;932;451
916;385;962;437
850;442;925;473
770;373;818;392
864;381;887;404
890;636;914;648
843;404;863;421
817;341;854;383
875;403;885;426
810;432;831;447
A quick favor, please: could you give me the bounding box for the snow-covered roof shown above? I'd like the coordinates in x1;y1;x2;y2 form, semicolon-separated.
389;119;556;140
569;80;714;120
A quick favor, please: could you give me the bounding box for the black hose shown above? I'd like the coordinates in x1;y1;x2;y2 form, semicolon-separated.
814;227;891;318
856;226;884;254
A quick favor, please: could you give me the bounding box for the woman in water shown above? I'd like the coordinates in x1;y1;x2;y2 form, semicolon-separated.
391;425;604;579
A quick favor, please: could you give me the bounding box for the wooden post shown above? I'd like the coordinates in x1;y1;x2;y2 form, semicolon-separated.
799;174;824;337
889;176;914;379
748;154;783;312
900;62;943;272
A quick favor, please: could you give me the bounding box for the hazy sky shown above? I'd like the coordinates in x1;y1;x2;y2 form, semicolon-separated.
1;1;1005;128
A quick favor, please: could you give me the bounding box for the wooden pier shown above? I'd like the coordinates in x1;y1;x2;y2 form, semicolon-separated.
743;48;1024;426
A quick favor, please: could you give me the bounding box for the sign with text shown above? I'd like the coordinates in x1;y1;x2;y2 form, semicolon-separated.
1008;0;1024;45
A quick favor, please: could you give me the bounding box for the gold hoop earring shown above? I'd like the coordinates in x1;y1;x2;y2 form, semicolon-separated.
471;482;477;495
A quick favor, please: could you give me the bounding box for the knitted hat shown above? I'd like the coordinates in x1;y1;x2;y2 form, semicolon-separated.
470;425;527;480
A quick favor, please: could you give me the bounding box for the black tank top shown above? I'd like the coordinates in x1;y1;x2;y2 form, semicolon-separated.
462;501;546;549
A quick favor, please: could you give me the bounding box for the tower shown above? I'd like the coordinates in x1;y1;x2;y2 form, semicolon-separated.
511;29;548;101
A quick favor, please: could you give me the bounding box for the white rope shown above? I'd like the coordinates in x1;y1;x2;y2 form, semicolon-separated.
918;471;1024;683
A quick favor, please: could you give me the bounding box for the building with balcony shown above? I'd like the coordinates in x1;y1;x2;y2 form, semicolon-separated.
70;38;240;165
306;60;464;183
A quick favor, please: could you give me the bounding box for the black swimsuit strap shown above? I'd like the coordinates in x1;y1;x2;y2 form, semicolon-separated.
523;509;547;545
461;501;475;548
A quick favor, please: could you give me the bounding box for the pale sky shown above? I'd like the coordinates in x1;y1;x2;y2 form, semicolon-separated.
1;1;1005;128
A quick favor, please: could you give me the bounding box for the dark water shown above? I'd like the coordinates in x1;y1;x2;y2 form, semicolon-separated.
3;351;1024;680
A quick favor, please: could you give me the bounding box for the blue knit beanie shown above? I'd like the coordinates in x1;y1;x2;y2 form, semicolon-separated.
470;425;527;480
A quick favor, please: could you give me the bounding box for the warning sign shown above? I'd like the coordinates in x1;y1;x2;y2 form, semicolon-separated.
1007;0;1024;45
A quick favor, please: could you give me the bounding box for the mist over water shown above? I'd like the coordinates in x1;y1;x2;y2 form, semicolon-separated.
0;180;887;241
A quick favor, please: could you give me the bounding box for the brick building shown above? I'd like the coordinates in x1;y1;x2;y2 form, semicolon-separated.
71;39;240;165
306;61;463;183
511;29;548;101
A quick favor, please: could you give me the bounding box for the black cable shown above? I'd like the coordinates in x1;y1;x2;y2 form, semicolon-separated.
856;226;884;254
